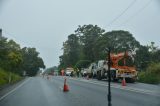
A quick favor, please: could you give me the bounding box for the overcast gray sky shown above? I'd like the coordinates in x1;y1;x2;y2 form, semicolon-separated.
0;0;160;68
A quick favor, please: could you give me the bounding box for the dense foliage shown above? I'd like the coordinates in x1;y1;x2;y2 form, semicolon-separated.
44;66;58;75
0;68;22;86
58;24;160;84
59;24;142;70
0;36;45;77
138;62;160;84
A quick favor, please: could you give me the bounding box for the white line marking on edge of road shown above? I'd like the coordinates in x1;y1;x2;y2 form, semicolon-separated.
0;78;31;101
67;77;160;97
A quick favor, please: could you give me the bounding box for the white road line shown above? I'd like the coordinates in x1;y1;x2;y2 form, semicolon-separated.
67;77;160;97
0;78;31;101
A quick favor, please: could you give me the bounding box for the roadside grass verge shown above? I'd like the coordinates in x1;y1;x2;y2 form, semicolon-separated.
0;68;22;86
138;63;160;84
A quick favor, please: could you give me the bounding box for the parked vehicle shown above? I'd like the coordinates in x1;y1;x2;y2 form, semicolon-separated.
81;68;87;77
96;51;137;82
83;63;97;78
96;60;117;81
65;68;74;76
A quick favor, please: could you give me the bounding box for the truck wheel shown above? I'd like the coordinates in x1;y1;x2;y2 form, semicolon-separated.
111;77;118;82
126;78;135;83
89;73;93;78
111;70;117;82
130;78;135;83
97;71;102;80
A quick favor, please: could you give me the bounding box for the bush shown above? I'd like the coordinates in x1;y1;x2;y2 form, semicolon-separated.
10;73;22;83
138;63;160;84
0;68;22;86
0;69;8;85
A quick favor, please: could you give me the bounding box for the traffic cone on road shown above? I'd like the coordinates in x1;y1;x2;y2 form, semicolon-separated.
63;78;69;92
122;77;126;86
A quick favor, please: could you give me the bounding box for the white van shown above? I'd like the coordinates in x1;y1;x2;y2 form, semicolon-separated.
65;68;74;76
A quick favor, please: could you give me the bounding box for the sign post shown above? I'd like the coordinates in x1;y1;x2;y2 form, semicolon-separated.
108;48;112;106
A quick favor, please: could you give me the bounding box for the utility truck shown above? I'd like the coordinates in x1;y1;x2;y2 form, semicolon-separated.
81;63;97;78
96;51;137;82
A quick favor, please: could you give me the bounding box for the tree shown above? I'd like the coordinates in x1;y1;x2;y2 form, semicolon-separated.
0;35;45;77
147;42;160;63
59;25;160;75
44;66;58;75
75;24;105;62
148;42;158;53
93;30;141;62
75;60;91;71
0;38;23;73
102;30;140;53
7;40;22;72
0;36;8;64
20;47;45;76
59;34;80;68
135;45;151;71
151;49;160;63
135;42;160;71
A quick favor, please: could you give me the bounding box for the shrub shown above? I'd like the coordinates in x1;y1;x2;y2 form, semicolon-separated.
138;63;160;84
0;68;22;86
0;68;8;85
11;73;22;83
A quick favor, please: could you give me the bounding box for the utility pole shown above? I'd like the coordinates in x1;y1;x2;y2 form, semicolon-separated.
0;29;2;37
108;48;112;106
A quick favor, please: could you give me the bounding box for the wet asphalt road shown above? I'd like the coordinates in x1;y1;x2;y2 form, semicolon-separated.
0;76;160;106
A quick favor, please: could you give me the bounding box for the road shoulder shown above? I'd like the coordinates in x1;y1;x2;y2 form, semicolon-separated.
0;77;28;99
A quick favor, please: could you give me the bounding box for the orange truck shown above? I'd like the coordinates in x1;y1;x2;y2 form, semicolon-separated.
96;51;137;82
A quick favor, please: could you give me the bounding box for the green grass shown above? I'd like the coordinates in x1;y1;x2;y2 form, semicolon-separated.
138;63;160;84
0;68;22;86
138;72;160;84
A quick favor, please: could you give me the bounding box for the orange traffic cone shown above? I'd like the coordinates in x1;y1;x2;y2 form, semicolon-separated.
63;78;69;92
122;77;126;86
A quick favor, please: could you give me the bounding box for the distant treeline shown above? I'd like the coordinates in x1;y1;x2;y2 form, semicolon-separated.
58;24;160;73
0;35;45;77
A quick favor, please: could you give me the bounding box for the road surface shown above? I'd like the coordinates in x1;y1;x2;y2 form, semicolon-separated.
0;76;159;106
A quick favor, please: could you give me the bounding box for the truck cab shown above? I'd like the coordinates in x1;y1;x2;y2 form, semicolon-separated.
82;63;97;78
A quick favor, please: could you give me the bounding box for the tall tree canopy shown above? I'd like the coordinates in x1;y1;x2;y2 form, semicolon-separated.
20;47;45;76
75;24;105;62
0;37;22;73
0;36;45;76
103;30;140;53
59;34;80;69
59;24;160;72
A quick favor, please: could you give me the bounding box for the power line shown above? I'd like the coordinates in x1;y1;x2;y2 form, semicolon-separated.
107;0;137;27
117;0;153;28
